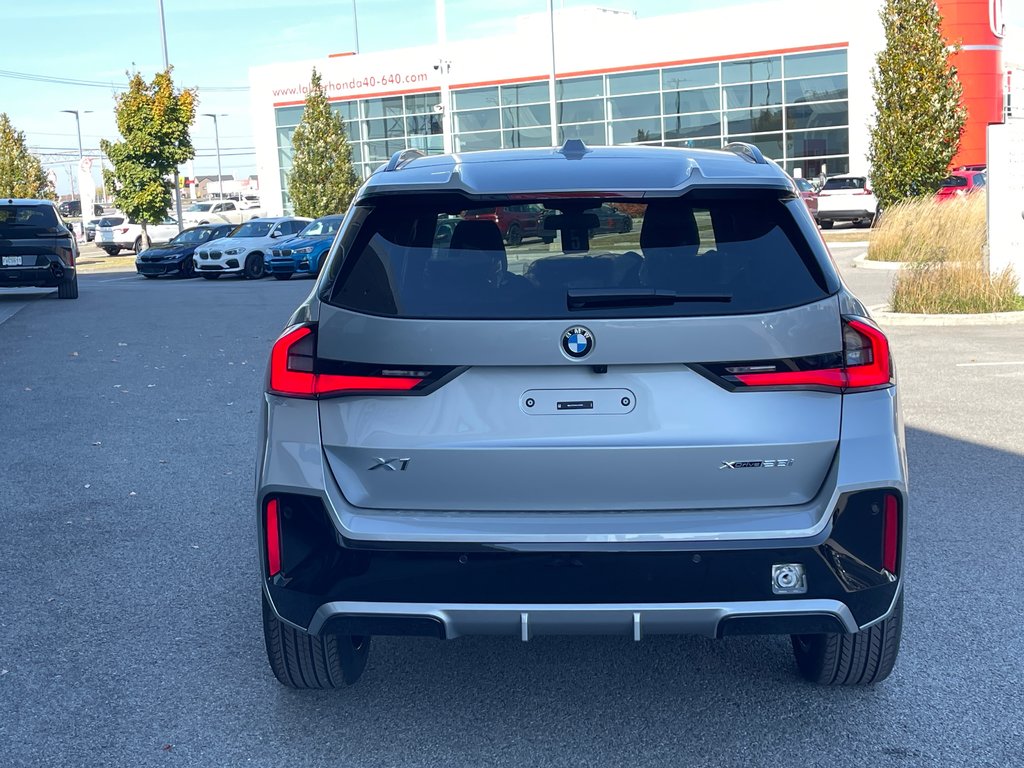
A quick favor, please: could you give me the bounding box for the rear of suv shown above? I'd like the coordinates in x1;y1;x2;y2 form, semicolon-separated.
0;198;79;299
257;142;906;689
815;174;878;229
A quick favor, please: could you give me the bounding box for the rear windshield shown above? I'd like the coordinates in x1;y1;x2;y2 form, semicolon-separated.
939;176;968;188
326;194;830;319
0;204;62;235
822;177;867;191
98;216;125;227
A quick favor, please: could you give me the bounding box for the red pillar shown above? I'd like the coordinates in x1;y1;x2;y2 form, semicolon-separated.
935;0;1004;168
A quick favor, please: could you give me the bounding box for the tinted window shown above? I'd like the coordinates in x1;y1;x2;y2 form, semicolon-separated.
327;195;829;320
300;217;344;237
98;216;125;227
939;176;968;188
0;204;61;235
822;177;867;191
231;221;273;238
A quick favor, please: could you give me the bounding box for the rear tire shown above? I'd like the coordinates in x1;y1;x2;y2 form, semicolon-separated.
262;591;370;688
818;220;834;230
506;224;522;247
133;237;143;255
244;252;265;279
57;275;79;299
621;218;633;233
103;246;120;256
791;593;903;685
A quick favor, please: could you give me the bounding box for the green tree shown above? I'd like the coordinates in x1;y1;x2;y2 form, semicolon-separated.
288;69;359;218
868;0;967;209
0;113;52;199
101;69;196;248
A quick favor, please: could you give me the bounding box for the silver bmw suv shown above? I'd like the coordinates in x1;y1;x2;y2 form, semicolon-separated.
256;141;906;688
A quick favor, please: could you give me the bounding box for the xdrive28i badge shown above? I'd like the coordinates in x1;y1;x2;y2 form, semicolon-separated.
561;326;594;359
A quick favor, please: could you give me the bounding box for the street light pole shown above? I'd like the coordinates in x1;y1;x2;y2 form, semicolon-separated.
352;0;360;54
60;109;87;159
202;113;226;202
157;0;184;232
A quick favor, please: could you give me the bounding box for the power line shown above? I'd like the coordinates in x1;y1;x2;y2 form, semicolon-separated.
0;68;248;92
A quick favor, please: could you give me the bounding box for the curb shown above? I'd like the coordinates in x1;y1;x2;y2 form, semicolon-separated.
826;240;872;249
869;304;1024;326
854;253;904;270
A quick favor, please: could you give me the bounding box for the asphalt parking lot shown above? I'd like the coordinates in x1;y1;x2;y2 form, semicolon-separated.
1;249;1022;767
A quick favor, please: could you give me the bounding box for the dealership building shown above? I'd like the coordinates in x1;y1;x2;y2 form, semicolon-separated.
248;0;1007;215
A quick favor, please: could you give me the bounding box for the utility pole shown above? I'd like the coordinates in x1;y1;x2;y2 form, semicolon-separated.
202;113;226;202
352;0;360;53
157;0;184;232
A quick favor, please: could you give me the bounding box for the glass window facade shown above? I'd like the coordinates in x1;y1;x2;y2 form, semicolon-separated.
274;47;850;211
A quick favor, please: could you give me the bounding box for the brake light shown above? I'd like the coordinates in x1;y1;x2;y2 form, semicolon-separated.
882;493;899;574
269;325;429;398
117;227;129;234
265;498;281;577
713;318;892;393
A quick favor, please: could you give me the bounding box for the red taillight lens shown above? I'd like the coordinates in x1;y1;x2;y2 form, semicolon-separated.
730;318;892;392
265;498;281;577
268;325;426;398
882;493;899;574
117;227;129;234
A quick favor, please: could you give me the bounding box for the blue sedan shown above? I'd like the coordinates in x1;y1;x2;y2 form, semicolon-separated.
264;214;343;280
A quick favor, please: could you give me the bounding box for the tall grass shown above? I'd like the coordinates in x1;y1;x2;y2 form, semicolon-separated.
869;193;1024;313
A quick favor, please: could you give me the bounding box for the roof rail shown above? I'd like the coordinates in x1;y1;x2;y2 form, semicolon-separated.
723;142;768;165
383;148;426;172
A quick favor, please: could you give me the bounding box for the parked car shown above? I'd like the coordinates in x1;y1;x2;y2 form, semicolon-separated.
794;177;819;217
587;204;634;235
265;214;343;280
95;217;179;255
256;141;906;689
462;204;554;245
815;174;878;229
57;200;104;218
135;223;235;278
935;170;986;201
182;199;260;227
84;216;108;242
0;198;78;298
193;216;310;279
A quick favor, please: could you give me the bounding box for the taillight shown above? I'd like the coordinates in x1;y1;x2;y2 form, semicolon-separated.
697;317;892;393
268;324;451;398
265;497;281;577
117;227;129;234
882;492;899;574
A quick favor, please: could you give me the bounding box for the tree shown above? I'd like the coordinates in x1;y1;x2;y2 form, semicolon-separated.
0;113;52;199
101;69;196;248
868;0;967;209
288;69;360;218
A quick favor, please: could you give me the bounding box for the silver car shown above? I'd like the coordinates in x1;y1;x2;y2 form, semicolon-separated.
256;142;907;688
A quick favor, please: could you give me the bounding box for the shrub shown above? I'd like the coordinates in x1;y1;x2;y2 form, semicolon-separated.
881;193;1024;313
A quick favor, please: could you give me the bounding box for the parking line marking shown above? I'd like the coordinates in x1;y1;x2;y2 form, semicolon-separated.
956;361;1024;367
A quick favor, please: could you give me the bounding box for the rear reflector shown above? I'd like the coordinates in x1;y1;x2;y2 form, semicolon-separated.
882;493;899;574
266;498;282;577
268;324;444;398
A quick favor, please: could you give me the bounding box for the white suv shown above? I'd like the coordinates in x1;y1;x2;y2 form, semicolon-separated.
193;217;310;279
815;174;878;229
95;217;180;255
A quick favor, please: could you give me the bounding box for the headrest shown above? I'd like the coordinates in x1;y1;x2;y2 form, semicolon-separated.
640;206;700;251
449;220;506;252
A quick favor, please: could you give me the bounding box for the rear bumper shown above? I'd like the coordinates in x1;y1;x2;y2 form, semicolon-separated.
261;489;904;639
817;208;875;222
0;261;75;287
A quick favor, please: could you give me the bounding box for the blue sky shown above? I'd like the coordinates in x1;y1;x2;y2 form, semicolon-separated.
2;0;1020;195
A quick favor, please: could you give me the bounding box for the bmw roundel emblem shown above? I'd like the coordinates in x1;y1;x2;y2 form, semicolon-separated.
561;326;594;359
